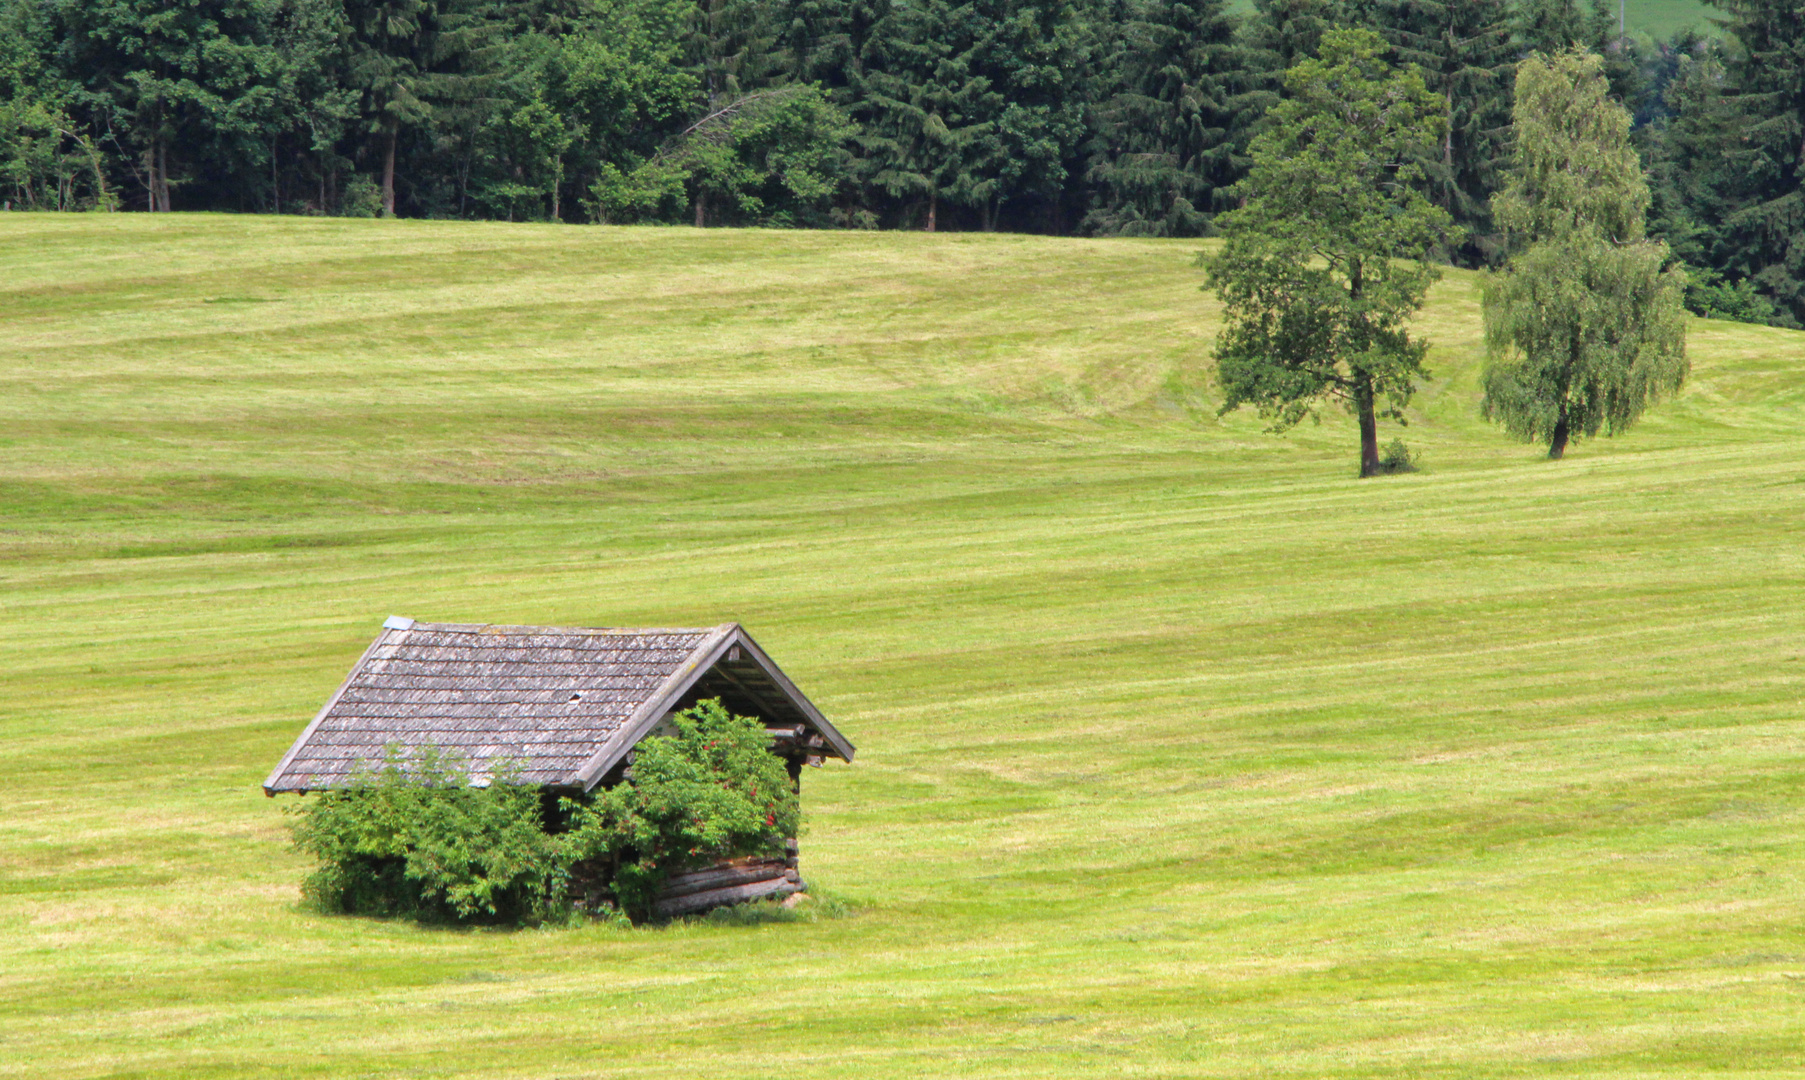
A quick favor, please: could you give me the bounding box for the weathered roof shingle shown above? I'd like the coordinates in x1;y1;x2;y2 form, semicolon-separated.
264;618;851;794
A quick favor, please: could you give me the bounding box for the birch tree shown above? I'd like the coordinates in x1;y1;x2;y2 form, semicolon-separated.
1481;49;1687;460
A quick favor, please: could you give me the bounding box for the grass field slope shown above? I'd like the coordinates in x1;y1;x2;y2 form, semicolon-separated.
2;214;1802;1079
1220;1;1724;38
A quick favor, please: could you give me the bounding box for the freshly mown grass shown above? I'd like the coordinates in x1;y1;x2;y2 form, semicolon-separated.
1;213;1801;1079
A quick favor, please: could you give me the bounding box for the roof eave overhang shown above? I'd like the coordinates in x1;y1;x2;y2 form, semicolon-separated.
262;619;410;795
564;623;855;792
732;625;856;763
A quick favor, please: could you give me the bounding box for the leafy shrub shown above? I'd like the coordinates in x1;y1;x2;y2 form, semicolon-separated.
1683;266;1779;325
1375;438;1419;474
287;699;801;926
289;745;567;924
339;175;382;218
561;699;801;921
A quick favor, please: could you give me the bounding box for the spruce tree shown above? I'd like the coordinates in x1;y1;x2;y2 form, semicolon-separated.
769;0;888;93
854;0;999;229
1482;50;1688;459
1241;0;1340;74
1083;0;1245;236
1645;41;1751;311
1514;0;1588;54
1375;0;1514;265
1715;0;1805;325
1515;0;1643;105
959;0;1091;231
340;0;500;216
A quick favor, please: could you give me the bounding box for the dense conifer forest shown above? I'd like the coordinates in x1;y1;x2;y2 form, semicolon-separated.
2;0;1798;322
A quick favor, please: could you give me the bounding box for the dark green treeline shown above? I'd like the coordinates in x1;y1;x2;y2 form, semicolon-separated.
1;0;1800;323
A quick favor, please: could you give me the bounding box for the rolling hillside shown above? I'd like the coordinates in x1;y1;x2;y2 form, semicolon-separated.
1;215;1801;1079
1221;1;1722;38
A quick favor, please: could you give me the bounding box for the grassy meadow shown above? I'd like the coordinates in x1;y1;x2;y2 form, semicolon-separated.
1627;0;1720;37
1;214;1802;1078
1219;1;1725;38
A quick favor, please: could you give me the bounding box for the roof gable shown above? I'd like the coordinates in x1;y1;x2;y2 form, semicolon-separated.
263;619;851;794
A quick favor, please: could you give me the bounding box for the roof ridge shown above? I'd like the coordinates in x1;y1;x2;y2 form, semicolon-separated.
406;622;718;636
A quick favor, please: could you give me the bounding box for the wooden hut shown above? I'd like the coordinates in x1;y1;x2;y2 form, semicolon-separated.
264;616;853;916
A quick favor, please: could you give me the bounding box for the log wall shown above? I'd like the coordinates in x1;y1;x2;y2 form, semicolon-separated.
650;839;803;918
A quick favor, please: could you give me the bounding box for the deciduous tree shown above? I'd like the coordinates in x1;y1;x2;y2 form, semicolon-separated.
1481;49;1687;460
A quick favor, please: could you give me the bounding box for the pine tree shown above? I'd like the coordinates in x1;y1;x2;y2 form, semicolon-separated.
1482;50;1688;459
1374;0;1514;265
960;0;1092;231
1645;41;1739;286
341;0;498;216
1082;0;1245;236
1714;0;1805;325
854;0;1000;229
1241;0;1340;74
1515;0;1643;105
769;0;888;93
1514;0;1587;53
686;0;783;109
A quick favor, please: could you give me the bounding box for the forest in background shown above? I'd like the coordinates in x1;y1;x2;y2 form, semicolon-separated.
2;0;1800;324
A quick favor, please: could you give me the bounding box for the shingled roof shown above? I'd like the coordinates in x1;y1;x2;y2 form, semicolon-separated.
263;617;852;795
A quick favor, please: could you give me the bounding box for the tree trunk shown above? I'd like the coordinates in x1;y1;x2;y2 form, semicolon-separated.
694;190;705;228
143;146;158;212
1548;413;1570;460
1444;85;1454;174
156;140;169;212
380;125;397;217
926;190;937;233
271;140;280;215
1356;375;1381;478
1347;256;1381;477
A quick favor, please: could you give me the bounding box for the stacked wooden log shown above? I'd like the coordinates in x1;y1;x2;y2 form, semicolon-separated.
650;839;803;918
767;726;828;767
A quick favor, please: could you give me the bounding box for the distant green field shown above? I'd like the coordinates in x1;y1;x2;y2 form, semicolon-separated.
1222;1;1722;38
1629;0;1721;37
2;215;1802;1079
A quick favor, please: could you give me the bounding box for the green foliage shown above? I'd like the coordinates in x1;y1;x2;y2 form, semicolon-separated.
1646;41;1742;287
340;174;383;217
1482;49;1688;460
1684;266;1779;324
1373;0;1516;265
1376;437;1418;473
1707;0;1805;325
1205;27;1457;478
288;700;800;926
588;158;689;222
855;0;1002;230
680;87;857;226
562;699;801;921
0;0;1771;236
289;744;568;924
1082;0;1249;237
0;96;114;211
